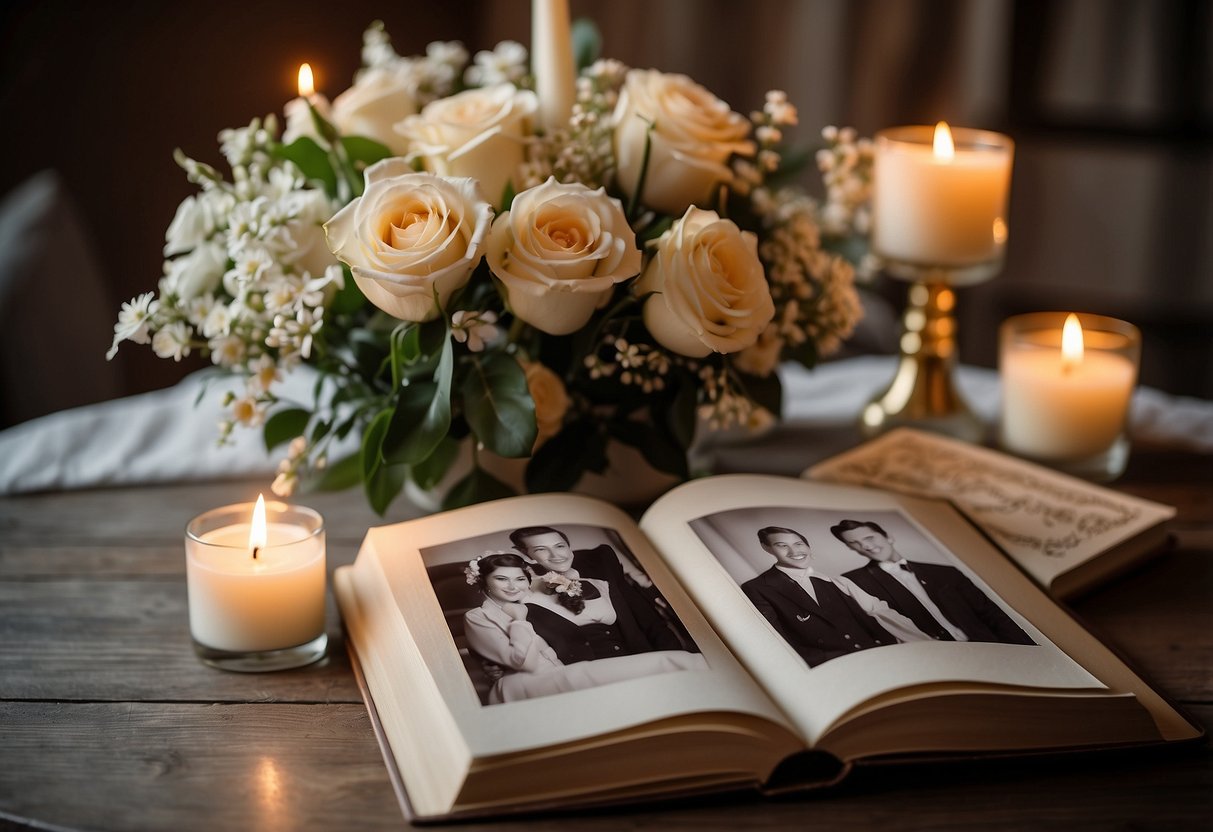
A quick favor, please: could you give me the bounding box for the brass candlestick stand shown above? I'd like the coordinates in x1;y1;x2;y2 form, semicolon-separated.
860;267;990;443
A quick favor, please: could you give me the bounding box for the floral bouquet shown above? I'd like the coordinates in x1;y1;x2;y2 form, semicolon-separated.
107;11;872;514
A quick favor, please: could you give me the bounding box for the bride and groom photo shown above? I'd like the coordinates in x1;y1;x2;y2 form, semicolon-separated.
424;524;705;706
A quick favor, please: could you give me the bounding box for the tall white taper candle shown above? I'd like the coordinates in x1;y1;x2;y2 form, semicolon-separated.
532;0;576;131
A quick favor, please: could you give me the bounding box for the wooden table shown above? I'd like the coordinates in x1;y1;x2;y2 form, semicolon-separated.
2;444;1210;831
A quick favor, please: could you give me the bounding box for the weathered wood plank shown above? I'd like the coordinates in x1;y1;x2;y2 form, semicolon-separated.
1070;548;1213;701
0;579;361;702
0;702;401;832
0;703;1208;832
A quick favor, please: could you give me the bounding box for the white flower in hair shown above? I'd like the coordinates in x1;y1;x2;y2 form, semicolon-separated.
463;556;483;585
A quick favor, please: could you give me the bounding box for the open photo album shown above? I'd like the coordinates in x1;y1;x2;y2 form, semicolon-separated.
333;474;1200;822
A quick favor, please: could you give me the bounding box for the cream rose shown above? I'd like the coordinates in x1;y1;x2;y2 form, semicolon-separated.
323;160;493;322
520;359;571;450
634;207;774;357
396;83;537;207
613;69;755;217
331;67;417;156
486;177;641;335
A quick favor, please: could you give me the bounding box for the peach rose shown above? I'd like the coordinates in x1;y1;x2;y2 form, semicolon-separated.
486;178;641;335
613;69;755;216
396;83;537;207
634;207;774;357
323;160;493;322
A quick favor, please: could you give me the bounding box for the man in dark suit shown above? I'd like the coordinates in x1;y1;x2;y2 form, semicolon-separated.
832;519;1034;645
509;526;686;659
740;526;931;668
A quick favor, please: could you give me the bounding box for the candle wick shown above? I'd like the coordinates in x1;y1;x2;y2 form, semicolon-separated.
252;546;260;560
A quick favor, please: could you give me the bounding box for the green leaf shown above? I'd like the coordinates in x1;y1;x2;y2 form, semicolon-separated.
500;179;516;212
626;117;655;220
340;135;393;168
366;460;406;516
361;410;404;515
389;324;417;391
309;419;331;444
462;353;537;458
525;420;608;493
263;408;311;452
274;137;337;196
383;332;454;464
410;435;462;491
571;18;603;72
330;265;366;315
441;466;517;511
302;452;362;493
638;215;674;244
419;316;449;355
361;408;393;482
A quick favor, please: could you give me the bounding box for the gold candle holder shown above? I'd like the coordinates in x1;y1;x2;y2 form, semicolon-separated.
860;276;984;442
862;124;1014;442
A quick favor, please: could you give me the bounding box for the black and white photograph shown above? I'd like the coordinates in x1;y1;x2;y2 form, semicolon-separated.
422;523;704;706
690;506;1035;669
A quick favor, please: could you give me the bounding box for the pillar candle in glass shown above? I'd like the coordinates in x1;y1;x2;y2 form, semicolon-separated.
1000;312;1141;481
872;123;1013;284
185;496;327;671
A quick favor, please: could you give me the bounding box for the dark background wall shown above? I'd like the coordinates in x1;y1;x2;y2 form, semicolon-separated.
1;0;1209;428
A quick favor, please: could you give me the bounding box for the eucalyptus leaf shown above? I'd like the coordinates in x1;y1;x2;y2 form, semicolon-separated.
571;18;603;71
462;353;537;459
263;407;311;452
441;466;517;511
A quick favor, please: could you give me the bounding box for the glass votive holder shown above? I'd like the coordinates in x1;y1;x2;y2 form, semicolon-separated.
999;312;1141;481
871;124;1014;286
185;500;327;672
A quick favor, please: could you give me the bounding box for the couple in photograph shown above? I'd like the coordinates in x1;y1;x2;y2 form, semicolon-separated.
742;520;1033;668
461;526;705;704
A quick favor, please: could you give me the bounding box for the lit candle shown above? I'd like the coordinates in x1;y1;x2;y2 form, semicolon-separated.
283;62;333;145
872;122;1013;270
1000;312;1140;461
185;496;326;662
532;0;575;131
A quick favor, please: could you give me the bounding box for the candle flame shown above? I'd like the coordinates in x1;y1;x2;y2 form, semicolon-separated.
249;494;268;557
1061;313;1084;370
297;63;315;98
933;121;955;161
